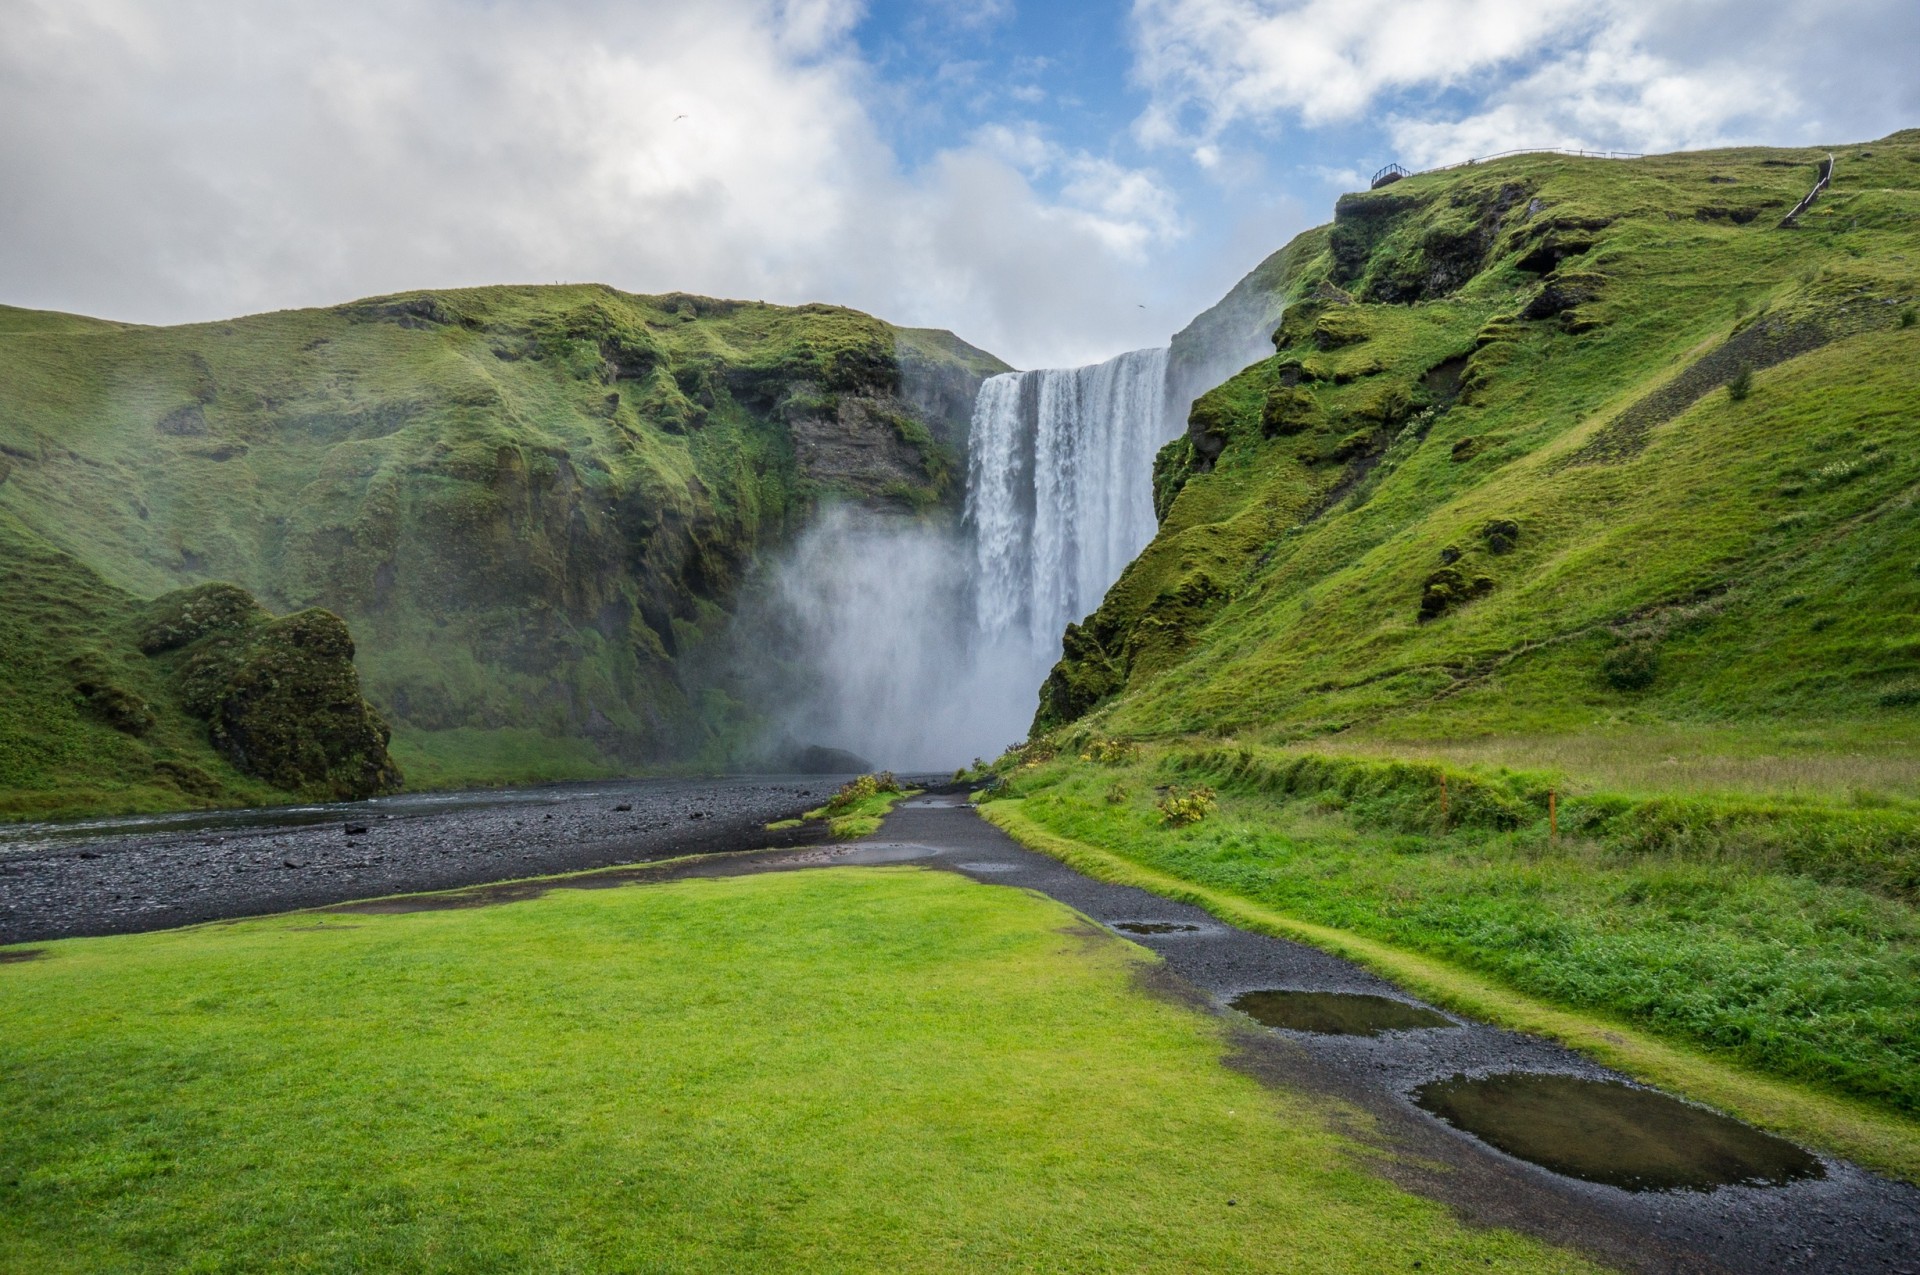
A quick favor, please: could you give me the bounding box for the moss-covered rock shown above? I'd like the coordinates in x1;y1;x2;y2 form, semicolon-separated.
204;609;401;799
138;584;401;800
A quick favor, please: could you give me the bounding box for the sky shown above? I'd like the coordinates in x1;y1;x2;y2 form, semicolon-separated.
2;0;1915;368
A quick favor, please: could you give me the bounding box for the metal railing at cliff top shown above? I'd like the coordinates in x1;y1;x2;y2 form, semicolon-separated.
1371;147;1646;188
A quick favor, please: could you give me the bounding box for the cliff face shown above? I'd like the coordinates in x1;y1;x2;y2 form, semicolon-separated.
1036;134;1920;742
0;285;1007;801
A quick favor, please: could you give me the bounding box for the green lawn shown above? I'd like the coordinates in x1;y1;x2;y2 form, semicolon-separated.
989;749;1920;1177
0;866;1596;1273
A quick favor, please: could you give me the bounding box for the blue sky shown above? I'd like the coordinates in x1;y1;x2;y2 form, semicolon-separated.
2;0;1915;367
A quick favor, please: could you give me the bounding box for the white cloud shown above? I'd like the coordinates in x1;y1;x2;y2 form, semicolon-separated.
1131;0;1591;143
1129;0;1918;163
0;0;1180;368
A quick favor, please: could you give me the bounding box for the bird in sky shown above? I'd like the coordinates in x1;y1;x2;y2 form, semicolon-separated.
674;113;689;121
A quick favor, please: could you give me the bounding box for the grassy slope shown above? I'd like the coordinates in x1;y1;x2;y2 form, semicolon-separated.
985;760;1920;1177
0;511;294;817
0;287;1007;813
0;867;1595;1273
1012;135;1920;1160
1045;134;1920;781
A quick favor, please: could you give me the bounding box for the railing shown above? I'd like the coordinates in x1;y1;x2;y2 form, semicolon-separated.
1778;154;1835;228
1369;147;1646;189
1428;147;1645;172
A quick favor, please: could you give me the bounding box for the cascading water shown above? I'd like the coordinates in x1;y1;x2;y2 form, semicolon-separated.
740;346;1182;771
965;347;1172;661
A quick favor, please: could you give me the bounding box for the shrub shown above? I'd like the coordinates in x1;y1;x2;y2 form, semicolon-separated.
1156;784;1217;827
1601;642;1660;691
1418;567;1494;620
1727;367;1753;402
1080;737;1139;765
1105;781;1130;805
825;771;901;815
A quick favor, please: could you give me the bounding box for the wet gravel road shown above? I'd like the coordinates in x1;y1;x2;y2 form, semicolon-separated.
862;794;1919;1275
0;775;856;944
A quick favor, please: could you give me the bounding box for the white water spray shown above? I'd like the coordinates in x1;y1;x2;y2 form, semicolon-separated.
743;346;1181;770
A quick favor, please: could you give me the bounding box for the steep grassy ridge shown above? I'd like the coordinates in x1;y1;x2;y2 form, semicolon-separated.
0;287;1005;808
1042;135;1920;761
1014;133;1920;1144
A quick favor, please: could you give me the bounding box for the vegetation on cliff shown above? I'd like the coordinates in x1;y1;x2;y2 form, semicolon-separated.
1014;133;1920;1161
0;515;397;816
1038;133;1920;776
0;286;1005;812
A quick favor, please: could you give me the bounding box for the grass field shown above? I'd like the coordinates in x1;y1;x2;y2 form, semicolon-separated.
986;746;1920;1176
0;866;1597;1273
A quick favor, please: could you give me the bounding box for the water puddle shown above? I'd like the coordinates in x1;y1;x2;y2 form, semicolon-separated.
1231;989;1454;1035
953;861;1019;873
1112;921;1201;935
0;947;48;964
834;842;938;866
1412;1072;1825;1192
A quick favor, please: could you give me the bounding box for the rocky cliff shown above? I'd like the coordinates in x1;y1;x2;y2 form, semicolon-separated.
0;285;1007;808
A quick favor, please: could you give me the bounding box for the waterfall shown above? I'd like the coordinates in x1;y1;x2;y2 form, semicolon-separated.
965;347;1172;659
738;346;1179;771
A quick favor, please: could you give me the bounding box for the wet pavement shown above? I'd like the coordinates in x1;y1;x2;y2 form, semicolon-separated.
5;784;1917;1271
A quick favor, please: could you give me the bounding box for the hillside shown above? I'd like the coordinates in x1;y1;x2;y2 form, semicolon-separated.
992;133;1920;1144
0;286;1006;813
1039;132;1920;786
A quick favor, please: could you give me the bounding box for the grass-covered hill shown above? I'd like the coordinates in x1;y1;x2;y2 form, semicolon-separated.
995;132;1920;1153
0;286;1006;814
1040;132;1920;780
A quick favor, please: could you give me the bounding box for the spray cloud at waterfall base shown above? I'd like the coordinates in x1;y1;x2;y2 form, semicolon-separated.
738;347;1179;771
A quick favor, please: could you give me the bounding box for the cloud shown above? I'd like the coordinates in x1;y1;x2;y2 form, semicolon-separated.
0;0;1181;368
1129;0;1920;162
1131;0;1591;143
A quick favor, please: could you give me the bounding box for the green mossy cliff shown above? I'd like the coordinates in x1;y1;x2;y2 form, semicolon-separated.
1;515;397;815
0;286;1006;812
1037;132;1920;745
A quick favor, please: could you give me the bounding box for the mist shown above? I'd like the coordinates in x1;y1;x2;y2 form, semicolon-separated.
732;346;1185;773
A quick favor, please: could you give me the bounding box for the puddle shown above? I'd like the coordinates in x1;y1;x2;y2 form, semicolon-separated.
834;842;938;866
1112;921;1201;935
953;861;1018;873
1412;1072;1826;1192
0;947;48;964
1231;989;1455;1036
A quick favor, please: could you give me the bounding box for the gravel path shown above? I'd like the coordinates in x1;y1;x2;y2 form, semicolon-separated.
866;794;1920;1275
